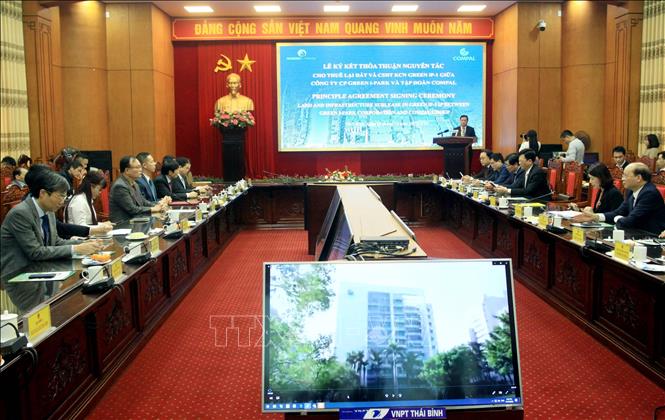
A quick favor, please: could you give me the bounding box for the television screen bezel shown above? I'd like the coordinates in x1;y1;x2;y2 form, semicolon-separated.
262;259;523;414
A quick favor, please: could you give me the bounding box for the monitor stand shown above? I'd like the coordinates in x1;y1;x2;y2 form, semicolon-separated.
285;408;524;420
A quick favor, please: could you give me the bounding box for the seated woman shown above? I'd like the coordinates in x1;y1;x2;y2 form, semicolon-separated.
65;170;112;229
570;163;623;214
639;134;660;159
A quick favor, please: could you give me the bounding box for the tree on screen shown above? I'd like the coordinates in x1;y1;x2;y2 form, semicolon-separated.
419;345;480;398
383;342;407;392
485;312;514;382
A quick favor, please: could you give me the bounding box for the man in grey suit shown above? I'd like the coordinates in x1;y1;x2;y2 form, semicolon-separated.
1;169;105;277
109;156;170;223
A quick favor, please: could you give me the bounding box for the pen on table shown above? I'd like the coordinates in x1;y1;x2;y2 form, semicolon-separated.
381;229;397;237
459;172;464;178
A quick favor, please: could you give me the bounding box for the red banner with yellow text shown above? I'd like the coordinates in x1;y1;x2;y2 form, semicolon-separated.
172;17;494;41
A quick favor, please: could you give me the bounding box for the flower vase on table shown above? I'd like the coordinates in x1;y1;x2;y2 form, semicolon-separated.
210;111;255;182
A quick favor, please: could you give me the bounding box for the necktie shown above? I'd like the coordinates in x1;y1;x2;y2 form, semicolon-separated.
149;179;157;201
41;215;50;246
462;127;465;137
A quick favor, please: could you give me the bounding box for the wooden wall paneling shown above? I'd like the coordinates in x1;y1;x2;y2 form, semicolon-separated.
561;1;607;154
518;226;551;289
492;4;518;155
239;186;270;225
459;199;477;241
165;240;189;295
206;212;220;256
26;318;94;419
473;204;496;255
59;1;109;151
107;70;133;158
596;264;656;358
611;11;643;154
551;241;595;318
87;281;137;373
494;215;520;266
271;185;305;227
135;259;167;329
187;227;206;274
23;7;58;161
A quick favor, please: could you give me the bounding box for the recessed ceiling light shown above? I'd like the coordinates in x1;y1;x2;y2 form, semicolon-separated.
392;5;419;12
458;4;487;12
324;4;350;12
254;5;282;13
184;5;213;13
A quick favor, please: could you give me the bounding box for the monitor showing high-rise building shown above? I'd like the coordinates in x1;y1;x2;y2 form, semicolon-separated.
262;259;522;413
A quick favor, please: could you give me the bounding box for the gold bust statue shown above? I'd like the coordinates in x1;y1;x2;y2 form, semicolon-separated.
215;73;254;113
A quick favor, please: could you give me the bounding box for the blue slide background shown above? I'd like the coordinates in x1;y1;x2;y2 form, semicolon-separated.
277;43;485;152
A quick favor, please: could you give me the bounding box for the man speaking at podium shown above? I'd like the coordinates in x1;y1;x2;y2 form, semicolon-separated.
453;114;477;140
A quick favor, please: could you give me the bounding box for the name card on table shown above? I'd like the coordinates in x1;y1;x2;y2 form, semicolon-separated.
473;190;479;199
572;227;586;244
538;213;549;229
110;259;123;280
514;205;523;218
181;219;191;231
26;303;51;341
196;209;203;222
149;236;160;254
489;196;496;207
614;242;632;261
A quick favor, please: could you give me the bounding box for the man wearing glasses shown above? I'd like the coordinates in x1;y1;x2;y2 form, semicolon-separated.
1;169;106;277
109;156;170;224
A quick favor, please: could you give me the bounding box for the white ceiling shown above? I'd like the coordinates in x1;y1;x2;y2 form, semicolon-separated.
108;1;517;18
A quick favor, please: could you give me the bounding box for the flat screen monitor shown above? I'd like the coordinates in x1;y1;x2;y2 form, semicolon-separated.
538;144;563;163
263;259;522;413
584;152;599;165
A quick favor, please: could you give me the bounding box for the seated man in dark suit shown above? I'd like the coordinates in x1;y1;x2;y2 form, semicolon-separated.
109;156;169;223
462;149;493;185
173;157;199;199
135;152;158;202
612;146;630;170
493;149;551;200
59;156;86;197
486;153;512;185
453;114;477;139
1;169;105;276
501;153;521;186
572;163;665;235
154;160;197;201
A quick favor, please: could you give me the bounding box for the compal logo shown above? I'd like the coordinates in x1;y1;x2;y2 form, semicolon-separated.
363;408;390;419
453;47;475;61
297;49;307;58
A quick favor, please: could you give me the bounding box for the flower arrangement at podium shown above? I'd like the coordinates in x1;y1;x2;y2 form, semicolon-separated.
322;167;362;182
210;110;255;130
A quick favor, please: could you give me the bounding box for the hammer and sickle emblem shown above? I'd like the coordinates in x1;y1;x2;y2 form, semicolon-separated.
214;54;232;73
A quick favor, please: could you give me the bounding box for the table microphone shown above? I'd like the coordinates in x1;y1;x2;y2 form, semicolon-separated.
524;190;554;203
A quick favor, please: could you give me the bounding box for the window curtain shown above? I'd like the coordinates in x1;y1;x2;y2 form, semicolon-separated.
638;0;665;154
0;1;30;158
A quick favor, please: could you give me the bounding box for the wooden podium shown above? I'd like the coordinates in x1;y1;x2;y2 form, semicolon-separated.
433;136;475;176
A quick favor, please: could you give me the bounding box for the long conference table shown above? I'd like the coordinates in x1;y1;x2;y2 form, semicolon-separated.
1;180;663;419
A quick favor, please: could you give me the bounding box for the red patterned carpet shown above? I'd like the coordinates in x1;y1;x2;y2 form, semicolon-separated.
89;228;664;419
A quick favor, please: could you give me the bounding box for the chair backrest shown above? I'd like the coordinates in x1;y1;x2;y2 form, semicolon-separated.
562;162;585;201
635;156;655;172
589;186;600;208
652;173;665;203
608;165;623;180
0;186;28;224
546;158;563;193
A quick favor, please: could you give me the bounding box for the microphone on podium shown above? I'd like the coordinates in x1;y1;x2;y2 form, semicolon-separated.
437;129;450;136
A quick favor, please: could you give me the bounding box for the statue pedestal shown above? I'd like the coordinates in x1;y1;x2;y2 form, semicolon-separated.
219;127;246;182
